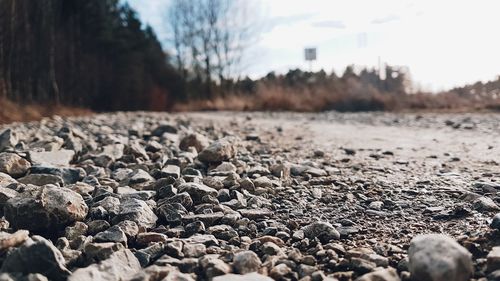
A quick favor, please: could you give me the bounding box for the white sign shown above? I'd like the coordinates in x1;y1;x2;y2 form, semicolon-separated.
305;48;317;61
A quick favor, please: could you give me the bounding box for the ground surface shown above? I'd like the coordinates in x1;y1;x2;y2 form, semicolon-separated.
0;111;500;281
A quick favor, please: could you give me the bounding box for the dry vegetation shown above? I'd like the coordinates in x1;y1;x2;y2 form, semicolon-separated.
0;98;92;124
173;83;500;113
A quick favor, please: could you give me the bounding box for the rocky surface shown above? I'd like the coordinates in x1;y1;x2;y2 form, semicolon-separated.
0;111;499;280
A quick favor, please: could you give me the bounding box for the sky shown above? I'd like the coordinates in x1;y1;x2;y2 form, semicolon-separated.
127;0;500;91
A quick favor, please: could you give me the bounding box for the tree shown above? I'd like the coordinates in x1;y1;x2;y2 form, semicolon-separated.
166;0;254;99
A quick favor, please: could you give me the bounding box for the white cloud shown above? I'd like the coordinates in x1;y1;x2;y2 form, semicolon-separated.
127;0;500;90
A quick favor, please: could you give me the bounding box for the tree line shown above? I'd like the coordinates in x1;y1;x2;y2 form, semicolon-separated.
0;0;182;111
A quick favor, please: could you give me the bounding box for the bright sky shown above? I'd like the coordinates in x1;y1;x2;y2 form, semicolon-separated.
127;0;500;91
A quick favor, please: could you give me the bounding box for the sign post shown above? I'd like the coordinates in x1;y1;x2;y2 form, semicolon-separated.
304;48;317;72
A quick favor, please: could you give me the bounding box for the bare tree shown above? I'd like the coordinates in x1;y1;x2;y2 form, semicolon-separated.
166;0;254;98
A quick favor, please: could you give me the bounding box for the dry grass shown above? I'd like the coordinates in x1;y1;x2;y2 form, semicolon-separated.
174;83;500;113
0;98;92;124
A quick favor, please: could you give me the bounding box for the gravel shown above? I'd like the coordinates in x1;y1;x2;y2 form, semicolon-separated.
0;111;499;280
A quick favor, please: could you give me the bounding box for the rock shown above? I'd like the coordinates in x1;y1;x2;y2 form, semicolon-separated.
65;222;88;240
151;123;177;136
198;137;237;163
0;230;29;251
213;273;273;281
28;149;75;167
0;172;16;187
270;263;293;279
1;236;71;281
18;173;64;186
238;209;272;220
0;129;18;151
303;222;340;242
408;234;473;281
161;165;180;179
111;198;157;229
183;243;206;258
0;187;18;215
487;247;500;272
261;241;284;256
474;196;500;212
156;203;187;223
129;169;154;184
69;249;141;281
179;133;210;152
356;268;401;281
0;153;30;177
4;185;88;233
233;251;262;274
29;166;85;185
492;213;500;230
94;225;127;245
178;182;217;203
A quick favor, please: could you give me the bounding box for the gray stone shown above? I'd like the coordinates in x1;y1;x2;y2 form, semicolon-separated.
69;249;141;281
179;133;210;152
0;153;30;177
94;225;127;245
0;129;18;152
18;173;64;186
29;149;75;167
0;230;29;251
408;234;473;281
303;221;340;242
213;273;273;281
1;236;71;281
111;198;157;229
198;137;237;163
487;246;500;272
178;182;217;203
4;185;88;233
233;250;262;274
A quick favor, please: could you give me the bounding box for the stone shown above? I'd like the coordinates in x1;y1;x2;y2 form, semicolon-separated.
0;153;31;177
29;149;75;167
156;203;187;223
198;137;237;163
233;250;262;274
408;234;473;281
213;273;273;281
83;242;125;262
94;225;127;245
303;222;340;242
18;174;64;186
111;198;157;229
1;236;71;281
183;243;206;258
491;213;500;230
28;166;85;185
65;222;88;240
179;133;210;152
0;230;29;251
270;263;293;279
129;169;154;184
151;123;177;136
487;247;500;272
0;129;18;151
474;196;500;212
4;185;88;234
0;172;16;187
69;249;141;281
178;182;217;203
162;165;180;179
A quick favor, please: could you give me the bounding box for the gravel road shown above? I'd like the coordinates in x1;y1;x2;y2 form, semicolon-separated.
0;111;499;281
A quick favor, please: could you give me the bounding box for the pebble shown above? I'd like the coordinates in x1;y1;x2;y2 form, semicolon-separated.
408;234;473;281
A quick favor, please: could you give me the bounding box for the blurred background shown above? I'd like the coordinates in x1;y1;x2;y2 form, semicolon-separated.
1;0;500;122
